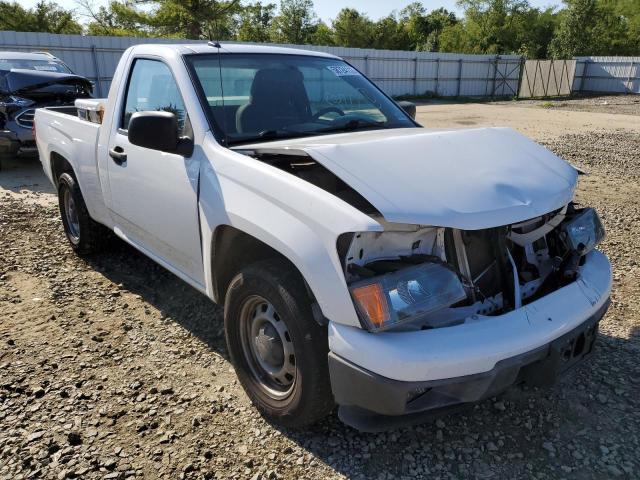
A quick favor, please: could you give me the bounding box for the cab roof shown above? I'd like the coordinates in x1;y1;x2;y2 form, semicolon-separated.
128;43;340;59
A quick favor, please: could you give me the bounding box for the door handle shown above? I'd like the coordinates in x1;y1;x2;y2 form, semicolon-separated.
109;146;127;165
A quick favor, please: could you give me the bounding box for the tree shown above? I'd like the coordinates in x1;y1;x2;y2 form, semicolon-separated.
549;0;599;57
310;21;335;46
371;15;411;50
236;2;276;42
421;8;459;51
438;0;558;57
332;8;374;48
81;0;155;37
592;0;639;56
617;0;640;53
81;0;241;39
150;0;242;39
396;4;457;51
270;0;318;44
0;1;82;34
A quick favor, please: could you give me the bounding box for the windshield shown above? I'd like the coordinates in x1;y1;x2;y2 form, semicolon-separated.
0;58;72;74
186;53;416;145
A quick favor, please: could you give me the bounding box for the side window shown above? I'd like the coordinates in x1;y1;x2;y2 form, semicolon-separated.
121;59;186;132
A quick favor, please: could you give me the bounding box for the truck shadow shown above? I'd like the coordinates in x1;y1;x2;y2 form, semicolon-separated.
83;238;229;357
81;239;638;479
0;156;55;196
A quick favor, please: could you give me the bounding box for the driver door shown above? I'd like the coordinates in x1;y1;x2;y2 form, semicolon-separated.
106;58;204;286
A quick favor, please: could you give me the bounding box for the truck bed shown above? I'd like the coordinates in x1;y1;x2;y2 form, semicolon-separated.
34;106;102;190
42;105;79;117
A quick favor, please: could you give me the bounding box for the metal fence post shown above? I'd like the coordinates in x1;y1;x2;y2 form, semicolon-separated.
434;58;440;96
579;60;589;92
90;45;103;97
413;56;418;96
626;60;634;94
516;56;525;98
364;55;369;76
456;58;463;97
491;55;499;96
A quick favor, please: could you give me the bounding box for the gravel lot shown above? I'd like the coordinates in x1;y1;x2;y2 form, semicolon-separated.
507;94;640;116
1;100;639;479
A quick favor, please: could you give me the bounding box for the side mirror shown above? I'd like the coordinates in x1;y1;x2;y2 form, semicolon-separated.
397;101;417;120
128;111;193;156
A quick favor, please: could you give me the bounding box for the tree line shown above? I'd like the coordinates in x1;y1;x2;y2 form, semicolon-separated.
0;0;638;58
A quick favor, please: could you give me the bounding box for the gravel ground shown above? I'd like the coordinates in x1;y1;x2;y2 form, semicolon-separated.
508;94;640;116
1;131;639;479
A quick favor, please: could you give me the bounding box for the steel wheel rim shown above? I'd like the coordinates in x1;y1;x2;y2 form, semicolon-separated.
239;295;296;399
64;188;80;241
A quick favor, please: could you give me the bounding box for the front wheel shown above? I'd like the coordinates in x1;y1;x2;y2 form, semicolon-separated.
224;259;334;427
57;172;110;254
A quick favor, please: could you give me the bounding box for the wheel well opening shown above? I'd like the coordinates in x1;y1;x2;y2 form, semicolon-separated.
211;225;305;304
51;152;74;186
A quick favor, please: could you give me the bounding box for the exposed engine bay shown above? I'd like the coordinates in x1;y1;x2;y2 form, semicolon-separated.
233;148;380;214
237;147;604;333
338;204;604;331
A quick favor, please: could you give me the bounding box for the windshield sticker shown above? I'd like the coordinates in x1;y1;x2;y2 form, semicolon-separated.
326;65;360;77
33;65;59;71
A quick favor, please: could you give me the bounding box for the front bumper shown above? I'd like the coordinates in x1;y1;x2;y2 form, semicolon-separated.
328;250;612;430
0;130;20;157
330;299;608;431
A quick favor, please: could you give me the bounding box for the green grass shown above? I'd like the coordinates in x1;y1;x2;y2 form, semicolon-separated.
537;101;555;109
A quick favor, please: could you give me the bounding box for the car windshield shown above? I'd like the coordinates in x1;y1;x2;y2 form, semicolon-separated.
187;53;416;145
0;58;72;74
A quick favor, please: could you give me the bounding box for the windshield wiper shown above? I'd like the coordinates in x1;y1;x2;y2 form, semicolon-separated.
316;118;387;134
227;129;310;146
227;120;388;146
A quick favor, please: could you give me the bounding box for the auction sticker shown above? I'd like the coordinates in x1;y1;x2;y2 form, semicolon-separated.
326;65;360;77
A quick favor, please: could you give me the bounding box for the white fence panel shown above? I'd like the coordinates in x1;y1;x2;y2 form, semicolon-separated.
0;31;522;98
3;31;639;98
574;56;640;94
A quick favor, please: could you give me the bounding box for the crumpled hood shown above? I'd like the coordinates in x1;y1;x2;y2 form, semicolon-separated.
243;127;578;229
0;69;92;95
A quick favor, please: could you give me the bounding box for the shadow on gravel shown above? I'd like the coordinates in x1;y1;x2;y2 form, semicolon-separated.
76;238;638;479
0;155;55;196
83;240;229;356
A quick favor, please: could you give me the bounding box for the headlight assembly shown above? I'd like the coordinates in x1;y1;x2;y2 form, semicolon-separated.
560;208;605;256
349;262;467;332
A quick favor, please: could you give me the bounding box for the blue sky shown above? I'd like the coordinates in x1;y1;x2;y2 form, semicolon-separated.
22;0;564;23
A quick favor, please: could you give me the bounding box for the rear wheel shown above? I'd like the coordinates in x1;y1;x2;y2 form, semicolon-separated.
224;259;334;427
57;172;110;254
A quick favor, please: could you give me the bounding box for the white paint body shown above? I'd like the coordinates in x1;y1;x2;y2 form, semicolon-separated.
34;43;612;384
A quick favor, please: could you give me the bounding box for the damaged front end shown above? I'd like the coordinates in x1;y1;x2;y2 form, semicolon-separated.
338;204;605;333
329;206;609;430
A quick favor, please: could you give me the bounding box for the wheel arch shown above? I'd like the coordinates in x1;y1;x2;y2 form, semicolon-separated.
50;151;75;186
210;225;314;308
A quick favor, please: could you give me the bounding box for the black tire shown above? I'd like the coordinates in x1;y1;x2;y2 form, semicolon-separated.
57;172;110;254
224;259;334;428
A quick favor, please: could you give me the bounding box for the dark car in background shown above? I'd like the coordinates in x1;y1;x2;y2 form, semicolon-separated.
0;51;92;160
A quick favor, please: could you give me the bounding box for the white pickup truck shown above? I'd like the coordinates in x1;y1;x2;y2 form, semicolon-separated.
35;43;612;431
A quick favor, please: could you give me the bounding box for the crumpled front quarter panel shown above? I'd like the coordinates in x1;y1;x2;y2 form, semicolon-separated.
198;135;382;327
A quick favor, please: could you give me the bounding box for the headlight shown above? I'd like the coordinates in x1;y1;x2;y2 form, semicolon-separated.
349;262;467;332
561;208;605;255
